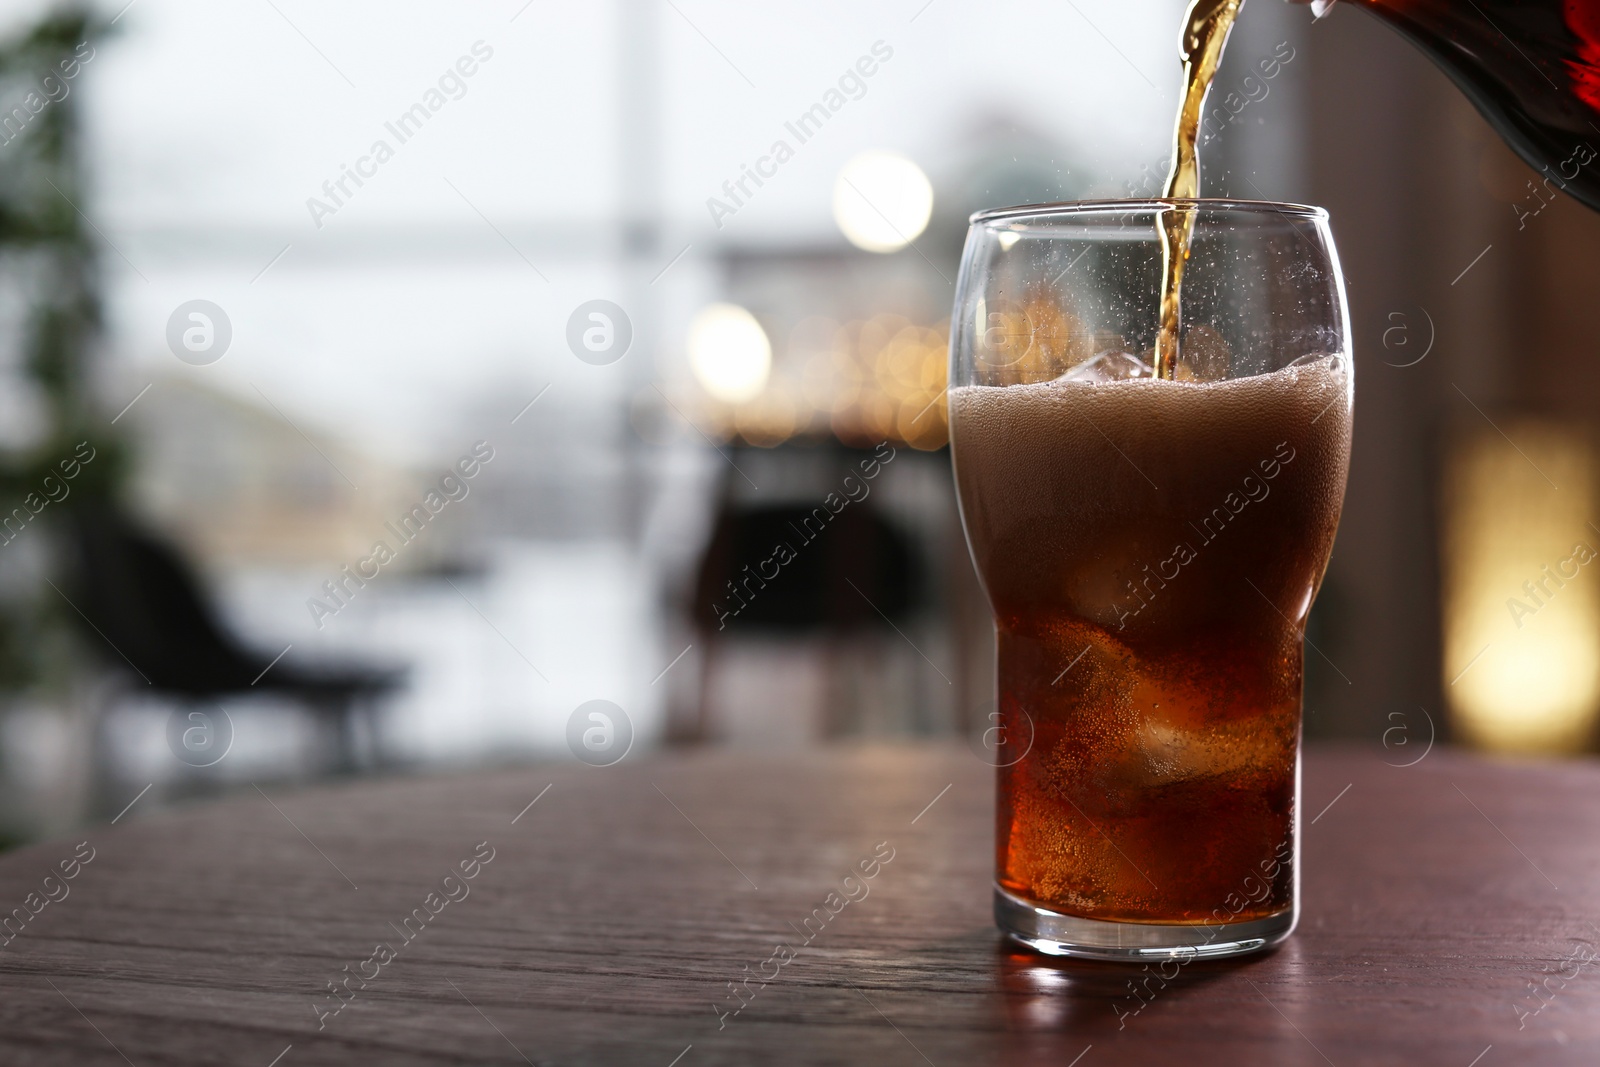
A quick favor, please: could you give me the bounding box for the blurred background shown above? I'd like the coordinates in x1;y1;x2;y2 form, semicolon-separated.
0;0;1594;842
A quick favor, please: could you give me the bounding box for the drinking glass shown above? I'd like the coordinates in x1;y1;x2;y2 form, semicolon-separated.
948;199;1354;960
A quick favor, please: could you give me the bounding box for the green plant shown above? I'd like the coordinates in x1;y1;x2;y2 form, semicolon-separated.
0;7;122;691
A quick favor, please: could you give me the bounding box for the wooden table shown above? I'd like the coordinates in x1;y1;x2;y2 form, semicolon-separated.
1;743;1597;1066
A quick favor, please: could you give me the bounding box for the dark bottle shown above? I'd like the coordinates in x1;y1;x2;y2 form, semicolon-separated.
1327;0;1600;210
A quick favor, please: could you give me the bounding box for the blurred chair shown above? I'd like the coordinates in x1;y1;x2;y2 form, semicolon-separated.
58;501;404;781
681;476;926;743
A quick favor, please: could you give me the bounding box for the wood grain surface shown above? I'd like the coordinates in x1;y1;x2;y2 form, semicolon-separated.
0;743;1596;1066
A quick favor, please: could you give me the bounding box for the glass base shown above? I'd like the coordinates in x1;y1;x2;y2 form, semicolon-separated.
994;885;1295;962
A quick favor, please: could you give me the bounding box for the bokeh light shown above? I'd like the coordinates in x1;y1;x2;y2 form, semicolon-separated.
1443;422;1600;753
672;312;950;451
688;303;772;404
832;151;934;253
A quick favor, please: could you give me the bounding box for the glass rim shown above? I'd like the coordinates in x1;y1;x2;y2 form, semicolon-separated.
968;198;1329;227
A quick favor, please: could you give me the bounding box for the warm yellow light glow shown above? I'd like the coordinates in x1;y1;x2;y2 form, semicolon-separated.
1443;422;1600;753
688;304;771;403
832;151;934;253
684;310;949;450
